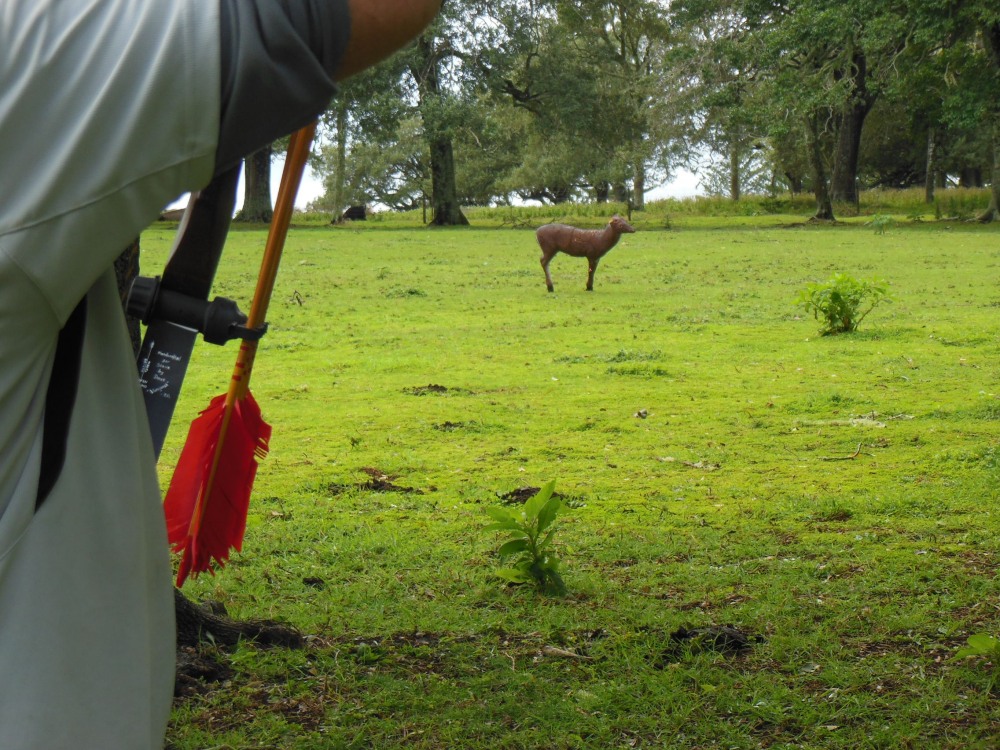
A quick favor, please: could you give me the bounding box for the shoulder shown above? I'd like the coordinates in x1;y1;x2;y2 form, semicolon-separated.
1;0;222;318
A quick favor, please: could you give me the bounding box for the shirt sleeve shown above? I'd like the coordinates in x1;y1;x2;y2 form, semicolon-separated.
215;0;351;170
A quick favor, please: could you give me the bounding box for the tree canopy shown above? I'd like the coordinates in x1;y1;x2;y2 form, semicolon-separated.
300;0;1000;223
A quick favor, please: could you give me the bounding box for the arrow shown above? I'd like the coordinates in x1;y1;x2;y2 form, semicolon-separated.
162;123;317;586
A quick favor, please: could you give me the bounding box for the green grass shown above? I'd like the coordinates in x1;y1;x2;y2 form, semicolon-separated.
152;200;1000;749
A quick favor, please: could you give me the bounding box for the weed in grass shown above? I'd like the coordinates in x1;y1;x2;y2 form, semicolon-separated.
797;272;892;335
483;480;567;595
384;286;427;298
869;214;896;234
954;634;1000;689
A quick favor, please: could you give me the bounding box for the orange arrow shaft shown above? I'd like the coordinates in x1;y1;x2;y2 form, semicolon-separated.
187;122;317;540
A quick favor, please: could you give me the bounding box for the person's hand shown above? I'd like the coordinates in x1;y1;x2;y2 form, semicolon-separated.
335;0;443;80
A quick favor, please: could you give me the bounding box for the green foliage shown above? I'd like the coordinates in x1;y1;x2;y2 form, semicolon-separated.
483;480;567;595
955;634;1000;688
869;214;895;234
937;193;982;221
296;187;992;229
955;633;1000;661
797;273;892;335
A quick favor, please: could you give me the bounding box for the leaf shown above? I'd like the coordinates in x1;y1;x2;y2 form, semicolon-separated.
483;521;527;535
523;479;556;522
535;495;562;535
484;506;516;523
496;567;533;584
968;634;1000;651
537;526;558;552
498;538;530;559
956;633;1000;659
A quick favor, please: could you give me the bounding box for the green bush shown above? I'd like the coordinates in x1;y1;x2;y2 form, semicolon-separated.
869;214;895;234
797;273;892;335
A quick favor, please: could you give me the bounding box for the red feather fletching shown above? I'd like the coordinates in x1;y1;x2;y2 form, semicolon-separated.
163;392;271;587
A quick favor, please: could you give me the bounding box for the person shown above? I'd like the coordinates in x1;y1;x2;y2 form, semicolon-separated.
0;0;441;746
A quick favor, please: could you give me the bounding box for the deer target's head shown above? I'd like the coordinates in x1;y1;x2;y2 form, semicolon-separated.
609;214;636;234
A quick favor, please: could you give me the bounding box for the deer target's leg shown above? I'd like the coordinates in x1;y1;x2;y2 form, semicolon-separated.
586;257;601;291
541;253;555;292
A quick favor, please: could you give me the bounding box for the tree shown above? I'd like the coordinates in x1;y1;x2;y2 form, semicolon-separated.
829;48;878;205
326;98;350;222
311;0;683;211
673;0;775;200
899;0;999;218
234;143;273;223
678;0;925;218
485;7;601;202
977;19;1000;221
565;0;675;208
741;0;876;219
516;0;674;207
315;62;418;217
824;4;914;205
314;6;486;222
409;32;469;225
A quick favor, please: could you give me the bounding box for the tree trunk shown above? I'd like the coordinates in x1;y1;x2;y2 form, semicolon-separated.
805;113;835;221
550;185;572;204
979;22;1000;223
413;35;468;226
173;589;304;648
925;127;937;204
959;167;983;188
428;136;468;225
633;162;645;211
729;136;741;202
977;24;1000;223
829;108;862;206
330;104;347;224
594;182;610;203
977;111;1000;223
329;102;350;224
830;53;875;206
235;144;273;223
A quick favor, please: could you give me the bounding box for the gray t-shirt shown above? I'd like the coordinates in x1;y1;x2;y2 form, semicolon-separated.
0;1;349;747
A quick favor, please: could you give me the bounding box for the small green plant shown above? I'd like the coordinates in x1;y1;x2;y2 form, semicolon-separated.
796;273;892;335
869;214;895;234
955;634;1000;662
955;634;1000;688
483;480;567;595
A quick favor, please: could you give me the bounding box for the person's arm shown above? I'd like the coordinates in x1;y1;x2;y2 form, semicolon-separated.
334;0;441;79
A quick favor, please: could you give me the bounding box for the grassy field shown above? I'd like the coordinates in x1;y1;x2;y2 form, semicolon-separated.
149;197;1000;749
